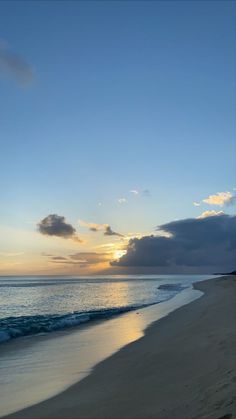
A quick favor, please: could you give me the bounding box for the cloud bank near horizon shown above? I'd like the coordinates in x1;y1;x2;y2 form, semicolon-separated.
112;214;236;272
48;251;110;267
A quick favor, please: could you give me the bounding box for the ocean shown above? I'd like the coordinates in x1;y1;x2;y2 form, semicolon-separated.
0;274;212;416
0;274;208;343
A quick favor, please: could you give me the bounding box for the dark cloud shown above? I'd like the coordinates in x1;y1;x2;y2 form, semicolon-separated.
104;225;123;237
38;214;80;241
51;256;68;261
112;214;236;272
0;40;33;86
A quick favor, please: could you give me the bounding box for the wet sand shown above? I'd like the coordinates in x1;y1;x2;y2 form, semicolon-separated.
4;276;236;419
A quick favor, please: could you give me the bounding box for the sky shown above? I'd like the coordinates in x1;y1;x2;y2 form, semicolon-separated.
0;0;235;275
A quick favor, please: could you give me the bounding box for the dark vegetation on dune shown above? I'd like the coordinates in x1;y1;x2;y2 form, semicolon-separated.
214;270;236;275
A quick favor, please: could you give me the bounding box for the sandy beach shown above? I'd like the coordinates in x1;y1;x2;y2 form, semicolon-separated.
4;276;236;419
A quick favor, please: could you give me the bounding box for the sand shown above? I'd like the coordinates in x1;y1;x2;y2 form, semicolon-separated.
4;276;236;419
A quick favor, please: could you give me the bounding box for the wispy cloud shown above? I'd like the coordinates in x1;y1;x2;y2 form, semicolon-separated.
96;242;117;249
104;225;123;237
118;189;150;202
0;40;34;86
202;191;234;207
70;252;110;265
38;214;81;242
51;256;68;261
79;219;123;237
142;189;151;197
79;220;104;232
0;252;24;257
193;202;201;207
48;252;110;267
197;210;225;219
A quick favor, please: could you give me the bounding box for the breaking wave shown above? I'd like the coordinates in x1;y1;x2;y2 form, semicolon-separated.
0;304;152;343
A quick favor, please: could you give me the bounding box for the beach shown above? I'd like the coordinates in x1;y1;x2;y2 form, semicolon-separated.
4;275;236;419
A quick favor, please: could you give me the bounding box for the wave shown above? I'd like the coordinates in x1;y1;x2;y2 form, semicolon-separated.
0;280;191;344
0;304;152;343
158;283;187;291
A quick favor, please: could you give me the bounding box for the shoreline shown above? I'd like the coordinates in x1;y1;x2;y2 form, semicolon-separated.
0;281;202;417
3;276;236;419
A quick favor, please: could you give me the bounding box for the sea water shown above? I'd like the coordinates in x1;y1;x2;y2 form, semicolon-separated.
0;274;208;343
0;275;212;416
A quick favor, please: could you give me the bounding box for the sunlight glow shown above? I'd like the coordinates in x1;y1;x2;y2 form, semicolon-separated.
113;249;127;261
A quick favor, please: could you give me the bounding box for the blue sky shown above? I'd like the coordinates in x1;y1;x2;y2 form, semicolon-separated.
0;1;235;274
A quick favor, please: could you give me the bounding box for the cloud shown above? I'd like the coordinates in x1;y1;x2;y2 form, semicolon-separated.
79;219;123;237
49;252;110;267
104;225;123;237
118;190;150;202
197;210;225;219
70;252;110;265
142;189;151;197
79;220;104;232
51;256;68;261
0;40;33;86
193;202;201;207
0;252;24;257
112;214;236;272
202;191;234;207
38;214;80;242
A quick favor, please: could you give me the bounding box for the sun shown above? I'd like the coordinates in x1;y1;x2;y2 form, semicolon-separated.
113;249;126;261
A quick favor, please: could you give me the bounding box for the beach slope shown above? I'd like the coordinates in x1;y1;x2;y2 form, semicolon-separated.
4;276;236;419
